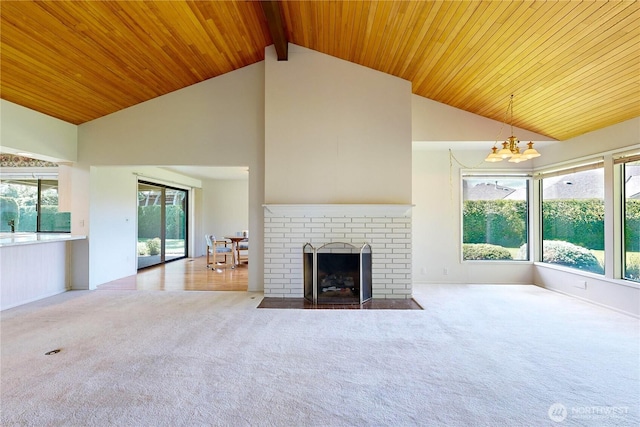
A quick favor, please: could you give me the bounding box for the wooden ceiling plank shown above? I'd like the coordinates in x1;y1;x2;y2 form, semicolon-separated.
524;43;640;122
444;0;616;129
528;69;640;130
413;1;524;99
2;3;159;111
407;0;459;86
422;1;498;101
435;1;572;113
462;1;585;113
389;2;432;77
339;1;356;61
507;9;640;130
482;1;635;116
363;0;394;70
378;1;417;75
394;1;438;80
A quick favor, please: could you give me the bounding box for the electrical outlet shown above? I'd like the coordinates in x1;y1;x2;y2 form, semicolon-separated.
573;281;587;290
443;268;448;276
421;267;427;275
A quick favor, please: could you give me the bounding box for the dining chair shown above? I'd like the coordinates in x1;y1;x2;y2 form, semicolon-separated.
205;234;232;270
238;238;249;264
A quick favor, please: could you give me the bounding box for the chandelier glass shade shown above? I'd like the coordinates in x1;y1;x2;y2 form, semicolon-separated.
485;95;541;163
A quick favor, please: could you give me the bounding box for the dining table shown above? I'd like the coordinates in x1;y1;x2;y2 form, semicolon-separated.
224;236;247;268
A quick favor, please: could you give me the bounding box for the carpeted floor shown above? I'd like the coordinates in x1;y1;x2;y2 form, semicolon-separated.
1;284;638;426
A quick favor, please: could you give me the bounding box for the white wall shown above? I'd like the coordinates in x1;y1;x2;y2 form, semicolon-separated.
412;148;534;285
200;178;249;255
412;95;553;143
264;44;412;204
0;100;77;162
78;62;265;291
534;118;640;169
89;167;139;287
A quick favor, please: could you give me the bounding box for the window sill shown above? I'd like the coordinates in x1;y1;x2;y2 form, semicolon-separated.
462;260;533;265
534;262;640;289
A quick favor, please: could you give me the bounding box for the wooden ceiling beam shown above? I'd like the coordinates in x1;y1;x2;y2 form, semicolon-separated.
260;0;288;60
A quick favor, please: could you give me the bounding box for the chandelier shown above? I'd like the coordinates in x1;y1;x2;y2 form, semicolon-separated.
485;95;540;163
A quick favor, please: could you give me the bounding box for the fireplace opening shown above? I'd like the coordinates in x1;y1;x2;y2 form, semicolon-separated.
304;242;372;304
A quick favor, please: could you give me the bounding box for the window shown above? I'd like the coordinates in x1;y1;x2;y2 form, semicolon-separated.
0;177;69;232
540;163;604;274
462;175;530;261
621;157;640;282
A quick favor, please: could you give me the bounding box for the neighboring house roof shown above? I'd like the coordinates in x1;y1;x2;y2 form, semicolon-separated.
542;170;604;199
625;166;640;199
463;182;516;201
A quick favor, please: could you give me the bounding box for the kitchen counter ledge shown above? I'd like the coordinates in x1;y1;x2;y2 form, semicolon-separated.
0;233;86;248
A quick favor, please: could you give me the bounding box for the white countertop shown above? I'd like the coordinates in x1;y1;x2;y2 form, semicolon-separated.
0;233;86;248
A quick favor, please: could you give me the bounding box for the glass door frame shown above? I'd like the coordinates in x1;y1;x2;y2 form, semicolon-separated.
137;180;189;270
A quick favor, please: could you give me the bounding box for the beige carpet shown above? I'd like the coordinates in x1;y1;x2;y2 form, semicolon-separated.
1;284;638;426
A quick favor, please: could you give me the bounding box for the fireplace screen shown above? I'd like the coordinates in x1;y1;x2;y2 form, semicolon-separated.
303;242;372;304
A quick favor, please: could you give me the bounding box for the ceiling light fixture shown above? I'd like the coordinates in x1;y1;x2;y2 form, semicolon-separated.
485;94;540;163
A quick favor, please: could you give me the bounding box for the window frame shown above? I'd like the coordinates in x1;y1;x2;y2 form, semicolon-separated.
0;172;66;233
615;154;640;283
460;172;533;263
536;160;606;275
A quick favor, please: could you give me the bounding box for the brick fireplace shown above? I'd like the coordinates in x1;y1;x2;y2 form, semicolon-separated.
263;204;412;299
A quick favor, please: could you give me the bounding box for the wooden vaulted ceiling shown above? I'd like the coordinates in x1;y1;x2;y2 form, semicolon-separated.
1;1;638;141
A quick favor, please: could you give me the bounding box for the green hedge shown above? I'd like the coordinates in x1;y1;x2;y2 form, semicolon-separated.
464;199;640;251
0;197;19;231
463;200;527;248
542;199;605;250
626;199;640;252
137;205;185;239
0;205;68;232
463;243;513;260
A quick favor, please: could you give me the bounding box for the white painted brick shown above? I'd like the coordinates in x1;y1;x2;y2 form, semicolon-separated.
324;233;346;239
311;217;332;223
393;238;412;244
269;227;293;233
265;282;284;287
345;233;367;240
351;227;371;233
371;218;390;223
385;243;407;249
393;217;411;223
351;218;372;224
290;217;311;223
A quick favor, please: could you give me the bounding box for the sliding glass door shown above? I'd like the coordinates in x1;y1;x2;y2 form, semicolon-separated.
137;181;188;269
